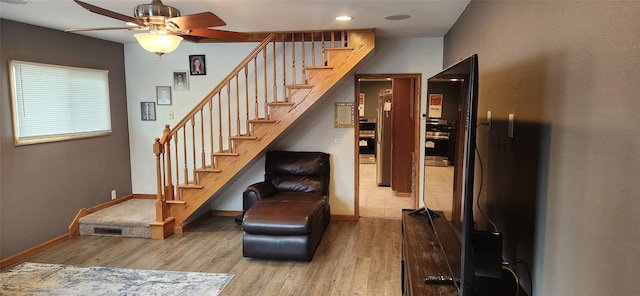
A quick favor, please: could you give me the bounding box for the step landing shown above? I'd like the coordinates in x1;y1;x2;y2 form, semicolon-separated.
79;198;155;238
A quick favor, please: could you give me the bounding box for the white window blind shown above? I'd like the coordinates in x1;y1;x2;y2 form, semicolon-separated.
9;60;112;145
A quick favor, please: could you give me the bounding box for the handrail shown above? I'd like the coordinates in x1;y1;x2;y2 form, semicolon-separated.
153;30;351;220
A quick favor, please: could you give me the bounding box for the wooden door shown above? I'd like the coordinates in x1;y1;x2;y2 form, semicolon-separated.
391;78;415;195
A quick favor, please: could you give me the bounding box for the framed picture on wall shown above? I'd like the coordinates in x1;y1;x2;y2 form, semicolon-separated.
334;102;355;128
156;86;172;105
428;93;443;118
189;55;206;75
141;102;156;121
173;71;188;91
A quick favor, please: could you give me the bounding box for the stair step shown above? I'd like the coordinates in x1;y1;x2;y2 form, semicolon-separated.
230;135;258;140
305;66;333;71
325;47;354;52
249;119;276;124
194;168;221;173
268;101;295;107
166;200;187;204
176;184;204;189
78;199;154;238
212;152;240;156
286;84;314;89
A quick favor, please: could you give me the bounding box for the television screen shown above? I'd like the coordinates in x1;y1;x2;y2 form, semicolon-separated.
424;54;502;295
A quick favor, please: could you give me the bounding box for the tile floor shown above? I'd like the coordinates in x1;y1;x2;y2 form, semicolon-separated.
423;165;455;221
358;162;454;220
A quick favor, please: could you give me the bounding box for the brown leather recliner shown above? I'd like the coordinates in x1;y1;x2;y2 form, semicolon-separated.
241;150;331;261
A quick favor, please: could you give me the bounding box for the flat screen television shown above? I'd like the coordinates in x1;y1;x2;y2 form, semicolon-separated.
423;54;503;295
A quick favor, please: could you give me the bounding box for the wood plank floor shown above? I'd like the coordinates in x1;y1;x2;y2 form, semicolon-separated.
22;216;403;296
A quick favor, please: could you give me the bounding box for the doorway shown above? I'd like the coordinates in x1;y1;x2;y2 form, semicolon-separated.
354;74;421;218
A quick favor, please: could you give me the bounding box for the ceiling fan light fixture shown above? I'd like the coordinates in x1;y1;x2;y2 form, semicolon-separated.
134;32;183;57
135;1;181;20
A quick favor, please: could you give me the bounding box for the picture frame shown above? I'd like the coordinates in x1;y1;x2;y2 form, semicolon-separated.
156;86;172;105
428;93;443;118
173;71;189;91
334;102;355;128
140;102;156;121
189;54;206;75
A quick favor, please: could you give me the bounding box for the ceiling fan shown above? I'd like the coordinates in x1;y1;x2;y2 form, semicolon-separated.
67;0;249;55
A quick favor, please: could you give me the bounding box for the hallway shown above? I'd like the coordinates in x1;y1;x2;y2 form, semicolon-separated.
359;162;454;220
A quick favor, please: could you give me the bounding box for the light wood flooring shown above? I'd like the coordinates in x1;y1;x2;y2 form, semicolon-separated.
22;216;402;296
16;162;454;295
359;162;454;221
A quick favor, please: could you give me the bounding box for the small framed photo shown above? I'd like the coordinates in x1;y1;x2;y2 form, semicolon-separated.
156;86;172;105
173;71;189;91
189;54;206;75
141;102;156;121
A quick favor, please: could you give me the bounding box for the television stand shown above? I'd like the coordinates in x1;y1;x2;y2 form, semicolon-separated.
401;209;459;296
408;207;441;220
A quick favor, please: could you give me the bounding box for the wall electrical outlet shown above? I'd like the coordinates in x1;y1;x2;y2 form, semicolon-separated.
111;190;117;200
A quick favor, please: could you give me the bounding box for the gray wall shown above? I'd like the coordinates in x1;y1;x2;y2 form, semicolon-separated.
444;1;640;295
0;20;132;258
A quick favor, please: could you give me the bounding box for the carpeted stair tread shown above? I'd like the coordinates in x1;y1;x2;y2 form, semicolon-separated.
79;198;155;238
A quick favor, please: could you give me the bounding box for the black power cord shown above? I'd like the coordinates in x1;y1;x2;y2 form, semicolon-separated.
501;264;519;296
475;121;497;232
514;261;533;296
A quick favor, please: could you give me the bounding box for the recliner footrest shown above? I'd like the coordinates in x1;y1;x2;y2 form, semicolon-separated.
242;200;324;235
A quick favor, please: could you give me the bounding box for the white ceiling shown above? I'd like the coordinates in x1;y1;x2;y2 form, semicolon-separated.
0;0;470;44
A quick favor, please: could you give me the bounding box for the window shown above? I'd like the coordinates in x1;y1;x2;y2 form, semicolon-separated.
9;60;112;146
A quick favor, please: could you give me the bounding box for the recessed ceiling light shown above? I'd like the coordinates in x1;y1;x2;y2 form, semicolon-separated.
336;16;353;21
385;14;411;21
0;0;30;3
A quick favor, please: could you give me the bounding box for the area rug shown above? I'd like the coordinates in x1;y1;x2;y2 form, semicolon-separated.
0;262;234;295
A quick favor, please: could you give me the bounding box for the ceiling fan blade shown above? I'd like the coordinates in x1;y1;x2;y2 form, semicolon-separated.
73;0;143;26
169;12;226;31
65;26;147;33
185;29;249;42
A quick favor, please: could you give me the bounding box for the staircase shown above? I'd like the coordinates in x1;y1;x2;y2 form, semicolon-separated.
145;29;375;239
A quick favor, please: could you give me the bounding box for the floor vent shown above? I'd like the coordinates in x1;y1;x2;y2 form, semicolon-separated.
94;228;123;236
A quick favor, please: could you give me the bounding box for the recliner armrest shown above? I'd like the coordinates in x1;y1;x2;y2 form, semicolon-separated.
243;181;277;211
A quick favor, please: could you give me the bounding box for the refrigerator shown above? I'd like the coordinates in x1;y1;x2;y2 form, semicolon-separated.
376;90;392;186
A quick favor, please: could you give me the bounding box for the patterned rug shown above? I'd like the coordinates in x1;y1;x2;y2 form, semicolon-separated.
0;262;234;295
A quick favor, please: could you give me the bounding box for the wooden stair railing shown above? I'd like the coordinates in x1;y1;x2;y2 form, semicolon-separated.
151;29;375;239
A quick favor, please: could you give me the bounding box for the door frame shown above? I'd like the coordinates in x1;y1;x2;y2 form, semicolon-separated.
354;73;422;218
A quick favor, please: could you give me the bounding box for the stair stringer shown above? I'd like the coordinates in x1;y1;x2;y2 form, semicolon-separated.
160;30;375;236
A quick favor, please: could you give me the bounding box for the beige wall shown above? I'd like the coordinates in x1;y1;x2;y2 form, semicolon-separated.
0;20;132;258
444;1;640;295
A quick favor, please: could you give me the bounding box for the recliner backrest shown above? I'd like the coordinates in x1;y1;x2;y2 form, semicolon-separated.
265;151;330;195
